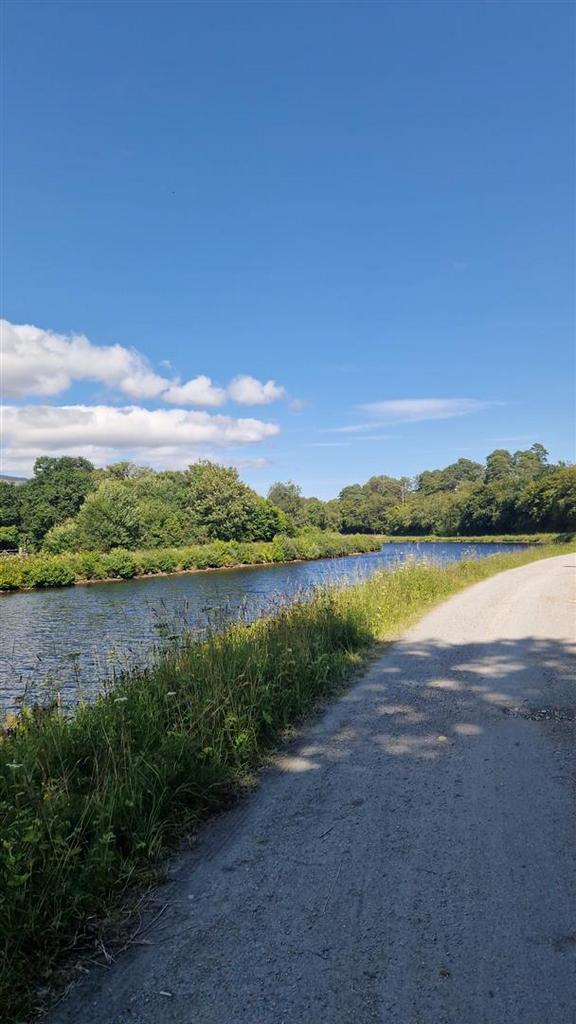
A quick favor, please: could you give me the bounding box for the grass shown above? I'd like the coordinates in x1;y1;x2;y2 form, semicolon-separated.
0;543;573;1021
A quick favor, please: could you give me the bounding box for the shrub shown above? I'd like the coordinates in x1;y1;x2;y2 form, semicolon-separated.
0;557;23;589
73;552;108;580
19;555;76;589
137;549;180;574
102;549;139;579
42;519;80;554
0;526;19;552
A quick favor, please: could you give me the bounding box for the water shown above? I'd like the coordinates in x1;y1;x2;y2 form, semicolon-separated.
0;542;528;710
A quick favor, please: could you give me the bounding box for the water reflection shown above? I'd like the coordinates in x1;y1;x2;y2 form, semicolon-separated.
0;542;527;709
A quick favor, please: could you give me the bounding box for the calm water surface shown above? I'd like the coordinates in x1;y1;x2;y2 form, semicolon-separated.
0;542;528;709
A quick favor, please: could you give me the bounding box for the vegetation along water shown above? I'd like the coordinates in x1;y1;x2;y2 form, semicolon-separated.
1;540;533;711
1;543;574;1023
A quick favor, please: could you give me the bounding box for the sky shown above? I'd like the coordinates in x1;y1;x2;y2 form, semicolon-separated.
2;0;575;498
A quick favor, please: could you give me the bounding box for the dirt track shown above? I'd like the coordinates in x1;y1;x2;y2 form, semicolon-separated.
49;553;576;1024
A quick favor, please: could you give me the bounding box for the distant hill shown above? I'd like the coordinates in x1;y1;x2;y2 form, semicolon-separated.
0;474;28;485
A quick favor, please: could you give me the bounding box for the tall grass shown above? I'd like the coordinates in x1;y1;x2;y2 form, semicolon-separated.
0;544;573;1020
0;533;383;591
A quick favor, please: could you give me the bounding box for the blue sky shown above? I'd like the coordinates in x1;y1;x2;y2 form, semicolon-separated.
3;0;574;498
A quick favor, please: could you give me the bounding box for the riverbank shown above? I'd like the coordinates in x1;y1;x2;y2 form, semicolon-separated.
381;532;573;544
0;533;383;592
1;542;574;1022
1;532;571;593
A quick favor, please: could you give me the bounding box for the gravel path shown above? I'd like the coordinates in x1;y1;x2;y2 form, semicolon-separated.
49;553;576;1024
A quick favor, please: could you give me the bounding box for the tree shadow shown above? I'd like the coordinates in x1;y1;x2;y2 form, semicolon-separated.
49;633;576;1024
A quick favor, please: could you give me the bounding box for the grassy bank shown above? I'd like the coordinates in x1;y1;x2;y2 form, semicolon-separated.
0;533;383;591
1;544;573;1021
380;532;573;544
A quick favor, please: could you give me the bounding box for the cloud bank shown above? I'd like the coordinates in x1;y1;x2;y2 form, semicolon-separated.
1;404;280;474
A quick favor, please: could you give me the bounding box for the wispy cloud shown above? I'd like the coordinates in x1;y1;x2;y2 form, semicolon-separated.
304;441;352;448
358;398;494;422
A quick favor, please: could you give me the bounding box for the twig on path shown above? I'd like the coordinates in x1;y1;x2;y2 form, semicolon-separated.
318;823;337;840
321;858;343;915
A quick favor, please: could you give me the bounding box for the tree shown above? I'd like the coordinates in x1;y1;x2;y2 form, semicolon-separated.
418;459;483;494
513;444;549;484
75;480;143;551
0;481;22;528
189;462;281;542
302;498;330;530
516;467;576;531
19;456;95;548
484;449;515;485
267;482;304;525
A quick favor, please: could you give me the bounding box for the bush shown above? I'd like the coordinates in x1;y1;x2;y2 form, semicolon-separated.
19;555;76;589
73;551;108;580
0;526;19;552
102;549;139;579
0;534;384;590
137;549;180;574
0;557;24;589
42;519;80;554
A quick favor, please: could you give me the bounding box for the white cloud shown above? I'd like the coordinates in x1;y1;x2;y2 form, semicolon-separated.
358;398;492;422
228;375;286;405
1;320;288;408
163;376;226;407
2;405;279;467
1;320;168;400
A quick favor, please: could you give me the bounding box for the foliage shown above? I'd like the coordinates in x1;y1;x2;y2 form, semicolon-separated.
417;458;484;494
0;533;383;591
0;526;19;551
0;481;21;528
5;444;574;554
186;462;279;542
42;519;81;554
18;457;95;550
1;543;573;1021
74;480;143;551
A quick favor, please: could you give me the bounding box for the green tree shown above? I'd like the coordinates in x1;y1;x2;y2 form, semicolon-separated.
19;457;94;548
516;466;576;531
484;449;515;485
75;480;143;551
267;481;304;525
302;498;330;530
0;481;22;528
418;459;483;494
512;443;549;484
189;462;280;542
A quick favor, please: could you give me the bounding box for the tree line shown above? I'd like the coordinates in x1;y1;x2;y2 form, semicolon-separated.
0;442;573;553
